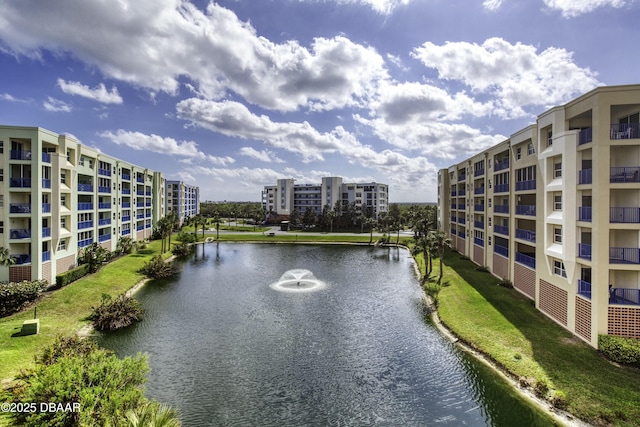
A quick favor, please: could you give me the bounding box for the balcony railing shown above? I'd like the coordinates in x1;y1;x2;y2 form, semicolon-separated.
515;228;536;243
136;190;145;196
122;229;131;236
99;234;111;242
98;218;111;226
494;204;509;214
610;207;640;223
610;167;640;183
474;204;485;212
458;232;466;239
122;202;131;208
98;202;111;209
42;227;51;238
136;202;144;207
122;188;131;195
474;186;485;195
9;203;31;213
610;123;639;140
136;214;145;219
515;252;536;269
474;168;485;177
458;174;466;181
98;168;111;177
145;223;151;229
610;247;640;264
494;244;508;258
78;183;93;192
450;229;456;236
42;179;51;189
42;152;51;163
10;177;31;188
451;216;457;222
42;251;51;262
10;150;32;160
136;225;145;231
578;207;592;222
12;254;31;265
42;204;50;213
98;186;111;193
474;237;484;247
458;217;466;224
122;216;131;222
458;189;466;196
122;173;131;180
494;159;509;171
145;202;152;207
78;221;94;230
578;280;591;299
78;203;93;211
136;176;144;183
78;238;93;248
451;203;456;209
610;287;640;305
457;204;466;210
494;225;509;236
10;229;31;239
494;183;509;193
515;180;536;191
578;243;592;260
578;128;593;145
515;205;536;216
474;221;484;229
451;190;457;197
145;213;151;218
579;168;592;184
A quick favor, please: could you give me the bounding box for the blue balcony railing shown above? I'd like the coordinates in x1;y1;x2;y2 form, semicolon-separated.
78;221;94;230
579;169;592;184
515;205;536;216
494;183;509;193
136;190;144;196
137;225;145;231
10;229;31;239
494;204;509;214
494;244;508;258
515;228;536;243
122;173;131;180
145;223;151;229
515;180;536;191
122;216;131;222
474;237;484;247
578;243;592;260
136;214;145;219
78;183;93;192
78;238;93;248
122;188;131;195
458;232;465;239
136;202;144;207
578;128;593;145
474;204;485;212
122;229;131;236
42;179;51;189
98;168;111;177
577;280;591;299
458;174;466;181
474;168;485;177
9;203;31;213
12;254;31;265
98;202;111;209
515;252;536;269
610;123;639;140
42;251;51;262
494;159;509;171
146;213;151;218
42;152;51;163
494;225;509;236
42;204;50;213
610;288;640;305
98;218;111;226
474;221;484;229
450;229;456;236
610;247;640;264
610;207;640;223
458;204;466;210
458;189;466;197
78;203;93;211
451;190;457;197
99;234;111;242
474;186;485;195
136;176;144;183
458;217;465;224
611;167;640;183
42;228;51;238
451;203;456;209
98;186;111;193
122;202;131;208
145;191;151;196
145;202;152;207
10;177;31;188
10;150;32;160
578;207;592;222
451;216;457;222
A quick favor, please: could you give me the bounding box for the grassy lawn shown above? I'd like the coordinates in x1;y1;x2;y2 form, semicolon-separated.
430;249;640;426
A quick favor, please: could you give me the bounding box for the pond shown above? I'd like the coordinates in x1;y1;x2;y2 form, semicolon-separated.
99;243;555;426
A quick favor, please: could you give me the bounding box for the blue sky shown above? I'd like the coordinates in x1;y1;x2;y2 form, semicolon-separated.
0;0;638;202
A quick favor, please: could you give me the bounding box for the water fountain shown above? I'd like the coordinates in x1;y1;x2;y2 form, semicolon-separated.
269;268;326;292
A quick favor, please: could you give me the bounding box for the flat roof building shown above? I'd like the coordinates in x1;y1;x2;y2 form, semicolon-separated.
166;180;200;224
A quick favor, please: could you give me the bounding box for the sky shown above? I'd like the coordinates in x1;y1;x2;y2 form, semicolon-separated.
0;0;638;202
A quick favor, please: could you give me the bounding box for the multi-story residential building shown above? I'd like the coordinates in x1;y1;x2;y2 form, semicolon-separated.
0;125;166;284
166;180;200;224
262;177;388;219
437;84;640;348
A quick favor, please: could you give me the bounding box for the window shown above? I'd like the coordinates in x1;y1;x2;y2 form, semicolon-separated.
0;141;3;153
488;197;492;208
554;194;562;211
554;162;562;178
79;156;85;166
554;260;567;277
547;130;553;146
516;147;521;160
60;171;66;184
57;239;67;251
527;143;535;155
0;195;3;208
554;227;562;243
488;236;492;246
0;168;3;182
0;221;3;233
61;217;67;229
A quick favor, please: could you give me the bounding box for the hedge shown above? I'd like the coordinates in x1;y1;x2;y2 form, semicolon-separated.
0;280;48;317
599;335;640;365
54;264;90;289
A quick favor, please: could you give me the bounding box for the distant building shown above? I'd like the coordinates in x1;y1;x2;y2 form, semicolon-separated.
0;125;165;283
262;177;388;219
165;181;199;224
437;84;640;348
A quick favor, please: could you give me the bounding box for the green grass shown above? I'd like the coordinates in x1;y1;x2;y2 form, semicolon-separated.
429;249;640;426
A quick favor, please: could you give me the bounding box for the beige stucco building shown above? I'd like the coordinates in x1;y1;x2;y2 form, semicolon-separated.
0;125;166;284
437;84;640;348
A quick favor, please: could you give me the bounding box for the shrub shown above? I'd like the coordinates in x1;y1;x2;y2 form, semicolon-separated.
36;335;99;366
116;236;137;255
475;265;490;272
139;255;177;279
551;390;568;410
497;279;513;288
55;264;90;288
176;231;197;244
89;294;144;331
424;282;442;307
0;280;48;317
598;335;640;365
534;379;549;398
78;242;110;273
172;241;193;257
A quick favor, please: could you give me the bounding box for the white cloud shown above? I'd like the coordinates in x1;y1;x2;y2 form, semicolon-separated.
43;96;72;112
57;78;123;104
0;93;31;103
98;129;235;166
239;147;284;163
412;37;600;118
483;0;628;17
482;0;504;10
299;0;413;14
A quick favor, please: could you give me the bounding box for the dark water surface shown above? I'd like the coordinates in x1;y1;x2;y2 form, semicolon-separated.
99;243;555;426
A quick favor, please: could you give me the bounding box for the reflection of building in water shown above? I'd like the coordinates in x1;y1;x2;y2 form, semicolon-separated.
262;176;388;220
437;84;640;348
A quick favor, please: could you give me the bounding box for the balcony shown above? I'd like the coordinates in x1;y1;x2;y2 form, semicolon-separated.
610;167;640;183
136;202;144;207
122;216;131;222
42;228;51;238
494;205;509;214
145;223;151;229
494;183;509;193
137;224;145;231
474;204;485;212
610;123;639;140
11;254;31;265
458;204;466;210
42;179;51;189
474;186;485;195
474;168;485;177
578;280;591;299
10;150;32;160
450;229;456;236
9;203;31;213
42;251;51;262
578;207;592;222
78;183;93;192
42;152;51;163
578;243;592;260
451;203;456;209
145;191;151;196
122;188;131;195
136;214;145;219
145;202;151;207
136;190;145;196
451;190;457;197
122;229;131;236
122;173;131;180
10;229;31;239
515;252;536;269
474;237;484;247
457;217;465;224
578;128;593;145
579;169;592;185
42;204;50;213
610;247;640;264
610;207;640;223
458;232;466;239
515;228;536;243
494;225;509;236
10;177;31;188
515;205;536;216
98;186;111;193
98;218;111;226
78;203;94;211
145;213;151;218
99;234;111;242
78;238;93;248
474;221;484;229
515;180;536;191
136;176;144;183
98;202;111;209
78;221;94;230
610;287;640;305
494;244;508;257
458;189;466;197
494;159;509;171
98;168;111;177
458;174;466;181
122;202;131;208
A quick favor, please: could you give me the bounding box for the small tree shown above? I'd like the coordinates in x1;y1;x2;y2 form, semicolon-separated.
117;236;137;255
434;230;452;286
139;255;177;279
0;246;16;267
89;293;144;331
78;242;109;273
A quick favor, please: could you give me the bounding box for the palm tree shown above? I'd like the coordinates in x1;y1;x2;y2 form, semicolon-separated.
365;217;377;245
156;217;171;253
166;212;180;250
0;247;16;267
210;212;221;239
194;214;208;240
126;400;181;427
433;230;452;285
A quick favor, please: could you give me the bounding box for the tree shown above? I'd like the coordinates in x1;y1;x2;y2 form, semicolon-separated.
364;217;377;245
302;207;316;229
388;203;402;245
117;236;137;255
139;255;177;279
89;293;144;331
78;242;109;273
166;211;180;250
156;217;171;253
0;246;16;267
434;230;452;286
194;214;208;239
